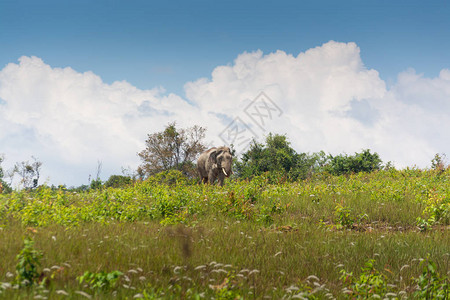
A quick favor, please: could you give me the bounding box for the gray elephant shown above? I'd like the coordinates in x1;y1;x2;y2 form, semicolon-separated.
197;146;233;186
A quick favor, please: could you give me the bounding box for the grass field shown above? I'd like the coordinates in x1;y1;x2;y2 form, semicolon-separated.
0;169;449;299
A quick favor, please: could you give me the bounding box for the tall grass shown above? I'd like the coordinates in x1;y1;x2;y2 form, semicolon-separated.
0;168;449;298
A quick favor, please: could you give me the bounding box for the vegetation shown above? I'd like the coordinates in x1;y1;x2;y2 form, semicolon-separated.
325;149;382;175
77;270;123;290
0;155;11;194
14;237;43;287
104;175;132;189
0;155;42;192
12;157;43;190
137;122;207;179
0;168;449;299
234;134;318;181
235;134;383;181
1;129;449;298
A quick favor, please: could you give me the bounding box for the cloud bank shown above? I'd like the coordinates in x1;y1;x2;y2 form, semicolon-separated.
1;41;449;186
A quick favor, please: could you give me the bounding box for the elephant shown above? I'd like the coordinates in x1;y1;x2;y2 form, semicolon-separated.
197;146;233;186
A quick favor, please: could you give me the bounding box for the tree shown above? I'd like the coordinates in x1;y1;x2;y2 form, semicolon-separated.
137;122;207;179
431;153;447;172
13;157;42;189
0;154;9;193
89;160;103;190
325;149;382;175
235;134;383;181
235;133;318;181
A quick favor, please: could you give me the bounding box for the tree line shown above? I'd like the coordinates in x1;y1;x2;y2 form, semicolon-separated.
1;122;446;192
135;122;386;182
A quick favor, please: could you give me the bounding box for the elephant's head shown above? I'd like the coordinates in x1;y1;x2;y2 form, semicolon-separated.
210;146;233;177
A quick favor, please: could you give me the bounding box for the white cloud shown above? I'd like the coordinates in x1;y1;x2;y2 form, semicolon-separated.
0;56;204;186
185;41;450;167
1;41;450;186
185;41;387;154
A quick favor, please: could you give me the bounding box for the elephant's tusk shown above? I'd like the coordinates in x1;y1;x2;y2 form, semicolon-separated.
222;168;228;176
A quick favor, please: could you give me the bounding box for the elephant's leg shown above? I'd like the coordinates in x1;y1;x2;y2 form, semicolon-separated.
208;170;216;185
217;173;225;186
202;177;208;184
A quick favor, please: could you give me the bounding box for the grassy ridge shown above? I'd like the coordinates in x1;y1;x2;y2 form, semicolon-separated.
0;169;449;299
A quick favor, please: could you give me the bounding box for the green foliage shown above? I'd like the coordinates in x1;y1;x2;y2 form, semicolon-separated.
332;203;368;230
416;189;450;231
77;270;123;290
90;178;103;190
340;259;394;298
334;203;354;229
104;175;132;188
1;168;449;231
15;237;42;287
235;135;382;181
415;257;449;299
325;149;382;175
0;154;11;194
0;169;450;299
235;134;320;181
431;153;447;171
147;169;189;186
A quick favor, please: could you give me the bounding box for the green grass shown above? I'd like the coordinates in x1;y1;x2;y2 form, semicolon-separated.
0;169;449;299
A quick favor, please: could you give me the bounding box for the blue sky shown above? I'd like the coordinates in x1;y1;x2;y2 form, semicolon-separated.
2;0;449;94
1;0;450;186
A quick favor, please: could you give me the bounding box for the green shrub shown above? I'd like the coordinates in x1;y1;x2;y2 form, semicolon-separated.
326;149;382;175
415;257;449;299
15;237;42;287
340;259;394;298
77;270;123;290
104;175;132;188
90;178;103;190
334;204;354;229
147;169;189;186
234;134;319;181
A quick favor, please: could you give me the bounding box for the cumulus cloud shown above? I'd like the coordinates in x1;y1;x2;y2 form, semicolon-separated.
186;41;387;154
0;56;205;185
1;41;449;186
186;40;449;167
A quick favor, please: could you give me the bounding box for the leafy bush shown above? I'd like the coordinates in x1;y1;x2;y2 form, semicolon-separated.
235;135;383;181
235;134;321;181
416;189;450;230
147;169;190;186
334;204;354;229
15;237;42;287
77;270;123;290
415;257;449;299
340;259;395;298
325;149;382;175
90;178;103;190
104;175;132;188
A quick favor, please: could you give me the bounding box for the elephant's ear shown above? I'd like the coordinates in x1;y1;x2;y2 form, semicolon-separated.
208;150;217;164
